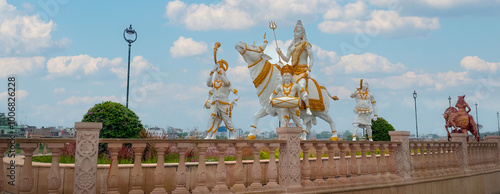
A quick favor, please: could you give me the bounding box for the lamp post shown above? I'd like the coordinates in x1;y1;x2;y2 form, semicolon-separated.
475;102;478;129
448;96;451;107
123;24;137;108
413;90;418;139
497;111;499;135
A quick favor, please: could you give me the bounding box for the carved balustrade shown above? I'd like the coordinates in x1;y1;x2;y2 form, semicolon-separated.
1;130;500;193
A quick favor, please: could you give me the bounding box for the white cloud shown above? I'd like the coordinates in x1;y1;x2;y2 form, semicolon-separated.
54;88;65;94
409;0;496;9
319;10;440;36
327;86;352;100
0;0;70;56
170;36;207;58
324;1;368;20
312;45;339;66
368;71;471;90
0;56;45;78
460;56;499;72
0;89;28;100
324;53;405;74
46;55;122;78
227;65;251;83
165;0;330;31
57;95;121;106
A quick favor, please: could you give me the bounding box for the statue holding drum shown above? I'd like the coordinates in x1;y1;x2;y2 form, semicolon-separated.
269;64;312;139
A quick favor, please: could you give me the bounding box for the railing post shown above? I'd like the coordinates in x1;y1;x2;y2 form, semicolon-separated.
106;143;122;194
325;143;339;184
151;143;168;194
74;122;102;194
213;143;230;193
276;127;302;190
231;142;247;192
129;143;146;194
300;142;313;187
389;131;411;182
173;143;190;194
266;143;280;188
248;142;264;191
0;142;8;191
19;142;37;194
193;143;210;194
313;143;326;185
47;143;64;194
450;133;470;174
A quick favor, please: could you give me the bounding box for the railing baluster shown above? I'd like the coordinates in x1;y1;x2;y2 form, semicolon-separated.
106;143;122;194
338;143;349;184
193;143;210;194
231;143;247;192
313;143;325;185
300;142;313;187
348;143;359;183
213;143;230;193
129;143;146;194
0;142;8;192
326;143;338;184
266;143;280;188
151;143;168;194
173;143;190;194
368;143;379;183
19;142;37;194
378;144;389;183
387;143;400;181
248;142;264;190
359;143;369;182
47;143;64;194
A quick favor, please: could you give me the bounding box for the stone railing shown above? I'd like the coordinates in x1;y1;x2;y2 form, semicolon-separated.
1;123;500;193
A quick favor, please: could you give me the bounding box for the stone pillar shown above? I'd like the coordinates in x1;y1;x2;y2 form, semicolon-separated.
485;136;500;167
450;133;470;174
276;127;302;190
266;143;280;188
47;143;64;194
193;143;210;194
389;131;412;182
74;122;102;194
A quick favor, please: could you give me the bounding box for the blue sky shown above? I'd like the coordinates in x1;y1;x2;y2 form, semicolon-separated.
1;0;499;137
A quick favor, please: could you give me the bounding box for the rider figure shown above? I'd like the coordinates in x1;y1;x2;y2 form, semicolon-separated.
276;20;314;90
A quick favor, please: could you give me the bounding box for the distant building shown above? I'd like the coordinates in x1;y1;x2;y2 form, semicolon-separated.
146;126;166;138
167;126;183;139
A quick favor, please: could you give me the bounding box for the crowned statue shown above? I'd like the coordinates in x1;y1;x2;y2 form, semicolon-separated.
204;42;239;139
269;64;312;137
350;79;377;141
276;20;314;90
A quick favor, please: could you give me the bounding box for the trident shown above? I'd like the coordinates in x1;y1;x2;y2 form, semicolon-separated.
269;20;281;62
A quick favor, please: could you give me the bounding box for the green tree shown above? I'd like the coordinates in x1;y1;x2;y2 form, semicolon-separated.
82;101;143;138
0;113;8;126
343;130;353;141
317;131;331;139
371;117;395;141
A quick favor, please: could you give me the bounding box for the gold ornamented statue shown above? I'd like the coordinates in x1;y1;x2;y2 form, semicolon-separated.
350;79;377;141
269;64;312;139
204;42;239;139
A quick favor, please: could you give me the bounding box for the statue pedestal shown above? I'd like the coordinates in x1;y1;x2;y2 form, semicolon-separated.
276;127;302;191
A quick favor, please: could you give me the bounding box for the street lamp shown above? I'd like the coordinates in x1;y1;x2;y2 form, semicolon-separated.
123;24;137;108
475;102;479;129
448;96;452;107
497;111;499;135
413;90;418;139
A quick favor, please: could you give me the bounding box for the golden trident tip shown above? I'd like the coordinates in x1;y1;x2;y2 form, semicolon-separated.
269;20;277;30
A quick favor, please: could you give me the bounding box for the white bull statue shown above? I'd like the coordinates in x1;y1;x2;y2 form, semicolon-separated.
235;40;339;140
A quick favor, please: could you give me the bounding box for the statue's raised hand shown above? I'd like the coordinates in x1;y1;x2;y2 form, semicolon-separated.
373;116;378;121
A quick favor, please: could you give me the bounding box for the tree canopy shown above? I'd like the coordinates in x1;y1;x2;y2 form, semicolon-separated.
82;101;143;138
371;117;395;141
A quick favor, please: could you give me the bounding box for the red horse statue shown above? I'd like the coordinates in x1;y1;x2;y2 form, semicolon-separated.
443;95;480;142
